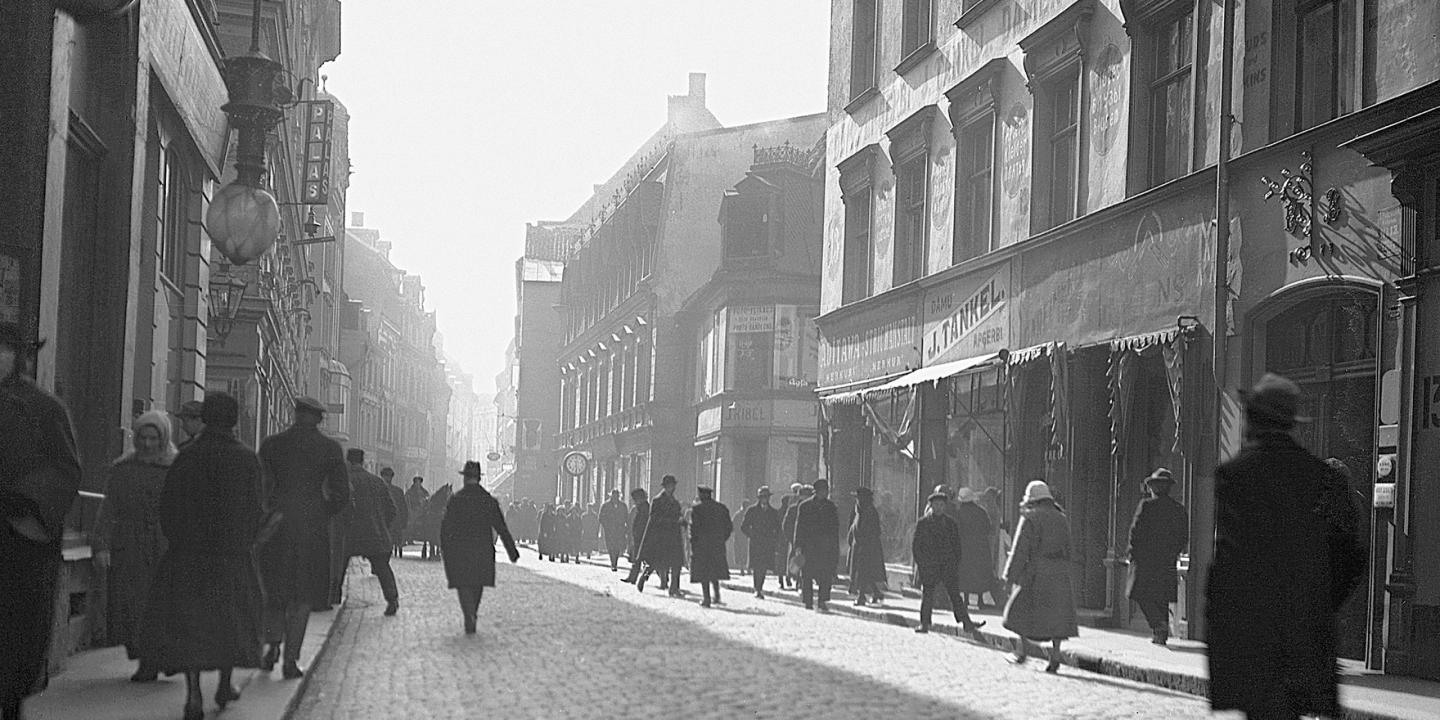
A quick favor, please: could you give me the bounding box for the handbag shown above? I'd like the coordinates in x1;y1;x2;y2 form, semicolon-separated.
787;546;806;576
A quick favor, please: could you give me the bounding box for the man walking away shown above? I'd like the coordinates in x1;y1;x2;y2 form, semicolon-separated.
256;396;350;679
343;450;400;616
621;488;650;583
1126;467;1188;645
912;491;985;636
792;479;839;612
381;468;408;559
636;475;684;596
1206;374;1365;720
688;486;732;607
599;489;629;571
441;462;520;634
740;486;781;598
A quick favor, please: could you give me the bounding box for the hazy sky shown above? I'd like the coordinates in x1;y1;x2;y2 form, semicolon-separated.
323;1;831;392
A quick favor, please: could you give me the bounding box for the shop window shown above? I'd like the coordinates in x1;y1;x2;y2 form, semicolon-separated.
850;0;880;103
1021;0;1093;232
887;107;938;286
1293;0;1376;132
947;60;1004;264
839;146;880;304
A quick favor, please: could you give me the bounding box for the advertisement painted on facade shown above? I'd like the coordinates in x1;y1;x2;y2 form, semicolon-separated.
922;265;1010;365
818;300;921;388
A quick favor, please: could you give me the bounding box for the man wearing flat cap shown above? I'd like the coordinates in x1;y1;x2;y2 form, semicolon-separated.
0;322;81;719
1125;468;1188;645
740;486;782;598
1206;373;1365;720
256;396;351;679
175;400;205;450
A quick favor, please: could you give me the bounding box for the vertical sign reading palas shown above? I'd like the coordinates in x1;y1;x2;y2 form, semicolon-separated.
303;101;334;205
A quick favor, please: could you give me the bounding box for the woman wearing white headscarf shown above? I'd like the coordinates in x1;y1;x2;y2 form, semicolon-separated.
94;409;179;682
1001;479;1078;673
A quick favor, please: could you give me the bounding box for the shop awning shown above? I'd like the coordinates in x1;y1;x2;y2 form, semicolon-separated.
871;351;1005;393
817;372;907;403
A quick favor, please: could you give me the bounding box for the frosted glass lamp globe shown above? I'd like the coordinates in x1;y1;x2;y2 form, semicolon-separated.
207;183;280;265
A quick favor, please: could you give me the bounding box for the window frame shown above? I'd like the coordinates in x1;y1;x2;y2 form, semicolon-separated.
838;145;880;304
886;106;938;287
946;59;1004;265
1020;0;1094;233
849;0;881;103
896;0;937;75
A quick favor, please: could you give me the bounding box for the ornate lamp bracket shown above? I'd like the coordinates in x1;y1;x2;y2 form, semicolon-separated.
1259;150;1342;264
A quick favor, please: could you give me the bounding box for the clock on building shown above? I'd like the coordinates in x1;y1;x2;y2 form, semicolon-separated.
562;451;590;477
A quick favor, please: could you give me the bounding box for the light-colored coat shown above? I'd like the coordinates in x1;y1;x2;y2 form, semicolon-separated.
1001;500;1078;640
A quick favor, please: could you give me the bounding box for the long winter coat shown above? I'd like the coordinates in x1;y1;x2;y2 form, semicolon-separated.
344;465;396;557
256;425;350;608
0;373;80;708
386;483;409;547
776;496;796;571
404;484;430;540
537;507;558;557
638;491;684;568
688;498;732;583
441;484;519;589
792;496;839;579
1126;493;1188;604
955;500;996;593
138;429;264;673
1002;499;1078;640
599;499;629;555
628;499;650;560
95;456;170;657
847;500;886;589
740;503;781;572
911;511;961;586
581;508;600;552
1206;431;1364;717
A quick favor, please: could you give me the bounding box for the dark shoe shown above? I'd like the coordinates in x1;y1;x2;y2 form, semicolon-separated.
464;618;477;635
183;700;203;720
1151;630;1168;646
636;576;647;592
817;602;830;613
384;600;399;616
261;643;280;671
803;603;813;610
215;684;241;709
755;592;765;599
854;597;867;606
701;600;712;608
130;665;158;683
963;620;987;634
1044;659;1061;674
915;625;930;634
282;661;304;679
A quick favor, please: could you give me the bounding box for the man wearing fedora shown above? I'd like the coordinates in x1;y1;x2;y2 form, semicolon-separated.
1206;373;1365;720
739;485;782;598
256;396;351;679
636;475;685;596
174;399;205;451
599;489;630;572
1125;467;1188;645
440;461;520;635
792;478;840;612
342;449;401;616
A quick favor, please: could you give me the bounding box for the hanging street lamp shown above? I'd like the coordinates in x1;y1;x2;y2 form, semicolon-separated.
208;271;250;345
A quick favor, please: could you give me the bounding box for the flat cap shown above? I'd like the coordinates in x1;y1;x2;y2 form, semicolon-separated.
294;396;327;414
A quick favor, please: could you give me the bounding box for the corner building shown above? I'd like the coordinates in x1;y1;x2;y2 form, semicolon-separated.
819;0;1440;677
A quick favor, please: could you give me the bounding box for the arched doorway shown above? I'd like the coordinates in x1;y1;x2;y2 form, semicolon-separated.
1257;285;1381;661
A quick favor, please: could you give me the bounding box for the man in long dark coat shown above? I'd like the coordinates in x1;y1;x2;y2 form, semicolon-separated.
342;450;400;615
689;486;732;607
537;502;557;561
441;462;520;635
1207;374;1365;720
637;475;684;596
912;491;985;635
404;477;429;544
599;489;630;571
381;468;408;558
740;486;781;598
0;324;80;720
256;396;350;679
1126;467;1188;645
955;487;1001;608
621;488;650;583
792;478;839;612
847;486;887;606
780;484;809;589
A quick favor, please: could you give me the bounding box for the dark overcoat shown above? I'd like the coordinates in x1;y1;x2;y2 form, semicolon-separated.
256;425;350;608
628;499;650;560
599;499;629;554
740;503;781;572
415;485;452;546
792;496;839;579
581;508;600;552
138;429;264;673
1002;500;1078;640
386;483;409;546
638;491;684;568
955;501;996;593
847;501;887;589
1126;493;1188;604
344;466;396;557
0;374;80;707
911;511;961;586
776;496;796;570
441;484;519;589
404;484;430;540
1206;432;1364;717
688;498;732;583
95;457;170;657
537;507;558;557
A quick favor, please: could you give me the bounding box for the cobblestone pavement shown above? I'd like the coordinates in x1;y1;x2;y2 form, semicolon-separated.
293;556;1223;720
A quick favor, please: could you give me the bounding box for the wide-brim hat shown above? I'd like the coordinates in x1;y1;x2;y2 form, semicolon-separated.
1239;373;1310;428
1144;468;1175;485
1022;480;1053;504
294;396;327;414
458;460;483;477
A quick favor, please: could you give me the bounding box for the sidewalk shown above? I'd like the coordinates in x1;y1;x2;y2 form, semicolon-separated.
544;544;1440;720
26;566;361;720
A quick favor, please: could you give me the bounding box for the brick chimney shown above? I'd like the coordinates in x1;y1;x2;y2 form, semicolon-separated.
667;72;708;127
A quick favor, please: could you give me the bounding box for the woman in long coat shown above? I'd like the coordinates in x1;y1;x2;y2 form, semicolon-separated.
537;503;557;561
847;487;887;605
138;393;263;720
955;487;999;607
1001;480;1078;673
440;462;520;634
688;487;732;606
94;410;177;682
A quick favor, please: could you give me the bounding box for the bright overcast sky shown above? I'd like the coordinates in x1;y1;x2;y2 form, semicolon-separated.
323;1;830;393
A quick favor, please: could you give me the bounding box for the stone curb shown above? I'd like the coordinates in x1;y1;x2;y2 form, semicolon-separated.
277;567;357;720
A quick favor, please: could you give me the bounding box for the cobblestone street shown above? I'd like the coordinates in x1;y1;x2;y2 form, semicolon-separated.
293;556;1217;720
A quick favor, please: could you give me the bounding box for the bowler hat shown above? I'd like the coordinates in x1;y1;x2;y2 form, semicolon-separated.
696;485;714;496
294;396;327;414
1144;468;1175;485
459;460;483;477
1241;373;1309;429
